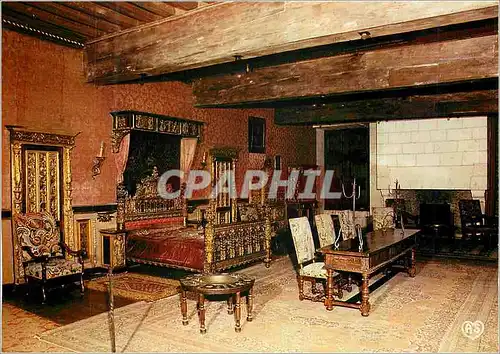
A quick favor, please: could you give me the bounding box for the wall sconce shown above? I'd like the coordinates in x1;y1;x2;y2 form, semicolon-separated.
92;141;106;179
200;151;208;169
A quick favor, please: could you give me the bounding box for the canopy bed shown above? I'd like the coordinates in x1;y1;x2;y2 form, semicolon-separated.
110;111;279;273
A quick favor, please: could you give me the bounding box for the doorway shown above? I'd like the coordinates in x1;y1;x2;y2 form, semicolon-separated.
324;126;370;211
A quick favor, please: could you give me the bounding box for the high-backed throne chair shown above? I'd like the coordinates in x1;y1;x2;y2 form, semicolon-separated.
14;211;86;303
459;199;497;250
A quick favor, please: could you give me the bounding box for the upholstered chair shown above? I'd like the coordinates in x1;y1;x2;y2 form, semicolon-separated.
14;211;86;303
336;210;362;240
289;217;340;302
372;207;396;231
314;214;336;249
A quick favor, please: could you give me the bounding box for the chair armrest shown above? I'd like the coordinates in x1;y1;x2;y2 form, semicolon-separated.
482;214;498;227
60;242;86;263
21;246;49;263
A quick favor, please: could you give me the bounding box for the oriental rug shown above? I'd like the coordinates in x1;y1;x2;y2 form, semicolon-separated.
86;273;180;302
37;257;498;353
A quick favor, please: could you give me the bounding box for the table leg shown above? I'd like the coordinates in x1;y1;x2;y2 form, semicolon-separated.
227;295;234;314
181;288;188;325
408;248;416;278
359;274;371;317
198;293;206;334
246;286;253;322
324;268;334;311
234;291;242;332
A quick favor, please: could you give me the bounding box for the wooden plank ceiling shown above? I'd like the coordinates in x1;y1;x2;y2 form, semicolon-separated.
2;1;498;122
1;1;205;47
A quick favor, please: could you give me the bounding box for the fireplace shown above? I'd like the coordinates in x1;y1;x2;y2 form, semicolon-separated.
385;189;473;228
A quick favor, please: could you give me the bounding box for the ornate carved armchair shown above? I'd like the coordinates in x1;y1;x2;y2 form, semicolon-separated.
14;211;86;303
289;217;340;302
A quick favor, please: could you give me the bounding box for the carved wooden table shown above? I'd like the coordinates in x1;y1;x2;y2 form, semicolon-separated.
179;273;255;334
319;228;419;316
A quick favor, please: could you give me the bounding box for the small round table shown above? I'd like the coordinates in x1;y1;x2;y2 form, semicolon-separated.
179;273;255;334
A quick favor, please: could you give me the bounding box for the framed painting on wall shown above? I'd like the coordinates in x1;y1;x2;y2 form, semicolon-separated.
248;117;266;153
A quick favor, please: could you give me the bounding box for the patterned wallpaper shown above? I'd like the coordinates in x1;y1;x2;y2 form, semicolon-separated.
2;30;316;208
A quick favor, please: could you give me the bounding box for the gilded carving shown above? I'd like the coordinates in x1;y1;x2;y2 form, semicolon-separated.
113;234;125;268
26;152;37;213
48;153;60;217
97;212;114;223
110;111;203;153
11;130;75;146
11;142;23;214
111;129;131;153
135;114;156;130
209;147;240;161
62;146;75;257
9;128;76;283
204;200;216;273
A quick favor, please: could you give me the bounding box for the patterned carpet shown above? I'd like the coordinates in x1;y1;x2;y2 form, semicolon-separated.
36;257;498;353
86;273;180;302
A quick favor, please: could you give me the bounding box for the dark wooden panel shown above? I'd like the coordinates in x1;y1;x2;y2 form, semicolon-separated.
132;2;176;18
99;2;164;22
3;2;104;39
193;35;498;107
72;204;118;214
25;2;122;33
84;3;497;83
63;2;140;28
167;2;199;11
275;89;498;125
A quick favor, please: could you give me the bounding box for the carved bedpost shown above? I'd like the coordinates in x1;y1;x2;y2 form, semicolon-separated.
264;204;272;268
11;141;23;282
231;159;238;222
62;146;76;254
116;183;127;231
204;200;216;273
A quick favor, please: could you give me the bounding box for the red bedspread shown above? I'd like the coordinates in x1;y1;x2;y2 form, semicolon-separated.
126;226;205;271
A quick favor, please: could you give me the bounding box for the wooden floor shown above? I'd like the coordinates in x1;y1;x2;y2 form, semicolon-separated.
2;278;135;327
2;264;195;326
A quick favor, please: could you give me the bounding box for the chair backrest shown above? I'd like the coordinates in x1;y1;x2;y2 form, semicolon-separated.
459;199;483;227
289;217;315;265
314;214;336;248
372;207;396;231
14;211;62;262
336;210;358;240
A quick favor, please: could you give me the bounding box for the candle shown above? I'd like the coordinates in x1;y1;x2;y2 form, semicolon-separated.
99;141;105;157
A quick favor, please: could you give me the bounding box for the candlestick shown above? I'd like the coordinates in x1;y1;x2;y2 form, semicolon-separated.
99;141;105;157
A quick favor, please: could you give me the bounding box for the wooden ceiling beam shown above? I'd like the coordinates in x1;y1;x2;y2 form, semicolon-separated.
166;2;199;11
25;2;122;34
132;2;176;18
3;2;104;39
63;2;140;28
99;2;164;22
84;2;497;83
192;34;498;107
275;89;498;125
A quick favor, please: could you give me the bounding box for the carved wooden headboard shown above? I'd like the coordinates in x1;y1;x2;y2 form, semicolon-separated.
209;147;239;224
116;167;186;230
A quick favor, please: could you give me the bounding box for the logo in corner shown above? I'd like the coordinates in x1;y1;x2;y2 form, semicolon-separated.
461;320;484;340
